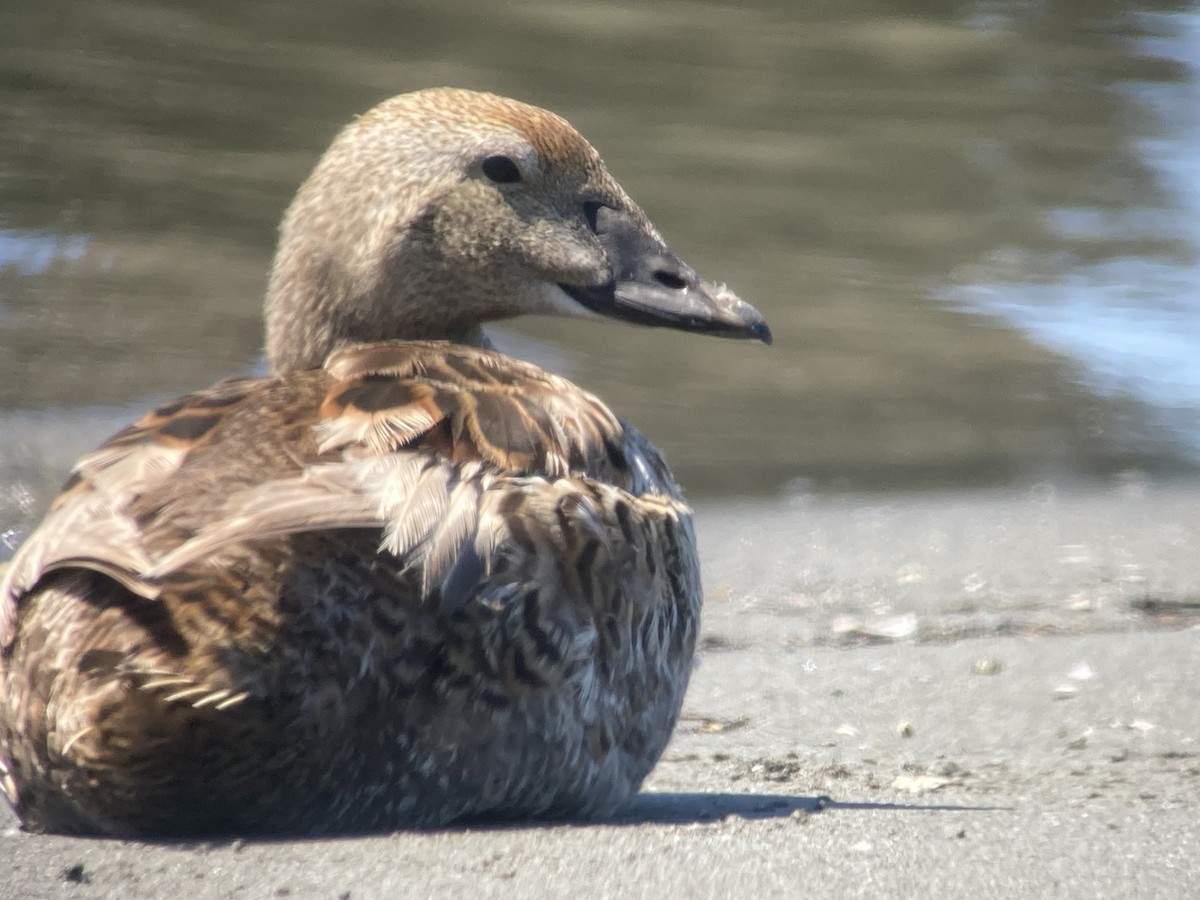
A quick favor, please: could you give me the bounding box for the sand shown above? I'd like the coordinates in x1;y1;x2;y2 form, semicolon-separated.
3;483;1198;899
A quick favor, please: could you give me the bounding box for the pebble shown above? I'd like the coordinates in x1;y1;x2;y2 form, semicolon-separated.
972;658;1003;676
1067;661;1096;681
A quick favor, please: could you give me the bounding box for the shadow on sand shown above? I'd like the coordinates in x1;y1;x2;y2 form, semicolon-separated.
0;790;1011;848
611;791;1012;825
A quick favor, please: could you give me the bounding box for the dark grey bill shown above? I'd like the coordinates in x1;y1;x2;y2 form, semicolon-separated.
560;205;772;344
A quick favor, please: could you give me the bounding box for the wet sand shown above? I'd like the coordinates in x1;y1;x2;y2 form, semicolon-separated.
3;484;1199;898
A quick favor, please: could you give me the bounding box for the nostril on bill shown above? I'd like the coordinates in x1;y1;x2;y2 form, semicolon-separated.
583;201;603;233
653;270;687;290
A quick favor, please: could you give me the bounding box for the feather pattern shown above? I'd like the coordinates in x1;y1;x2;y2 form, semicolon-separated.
0;339;700;836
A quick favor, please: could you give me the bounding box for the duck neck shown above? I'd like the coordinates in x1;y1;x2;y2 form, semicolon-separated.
267;311;496;374
265;256;497;373
452;324;496;350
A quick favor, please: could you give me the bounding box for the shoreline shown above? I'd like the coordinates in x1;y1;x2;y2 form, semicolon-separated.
4;484;1199;898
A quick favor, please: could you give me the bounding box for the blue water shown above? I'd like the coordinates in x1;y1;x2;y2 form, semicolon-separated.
949;11;1200;456
0;230;89;276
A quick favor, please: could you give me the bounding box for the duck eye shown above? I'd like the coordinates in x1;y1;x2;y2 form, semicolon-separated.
481;155;522;184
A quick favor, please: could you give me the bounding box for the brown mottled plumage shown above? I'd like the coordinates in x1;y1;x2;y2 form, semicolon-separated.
0;88;769;836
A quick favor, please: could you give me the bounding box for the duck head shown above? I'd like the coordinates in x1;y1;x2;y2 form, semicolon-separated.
265;88;771;372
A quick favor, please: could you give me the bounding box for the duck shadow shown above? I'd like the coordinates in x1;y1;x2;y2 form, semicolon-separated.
606;791;1011;826
0;791;1009;847
165;792;1010;845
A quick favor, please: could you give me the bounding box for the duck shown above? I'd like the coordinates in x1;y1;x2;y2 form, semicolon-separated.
0;88;770;836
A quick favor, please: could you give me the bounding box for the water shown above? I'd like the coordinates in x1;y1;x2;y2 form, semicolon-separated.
945;8;1200;456
2;0;1199;512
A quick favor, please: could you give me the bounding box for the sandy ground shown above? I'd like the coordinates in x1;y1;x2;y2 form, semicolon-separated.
3;482;1199;899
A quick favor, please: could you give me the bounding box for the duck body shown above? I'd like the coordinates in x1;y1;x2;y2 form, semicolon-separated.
0;89;768;836
2;342;697;834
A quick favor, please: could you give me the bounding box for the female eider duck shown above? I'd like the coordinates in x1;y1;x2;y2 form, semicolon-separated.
0;88;769;836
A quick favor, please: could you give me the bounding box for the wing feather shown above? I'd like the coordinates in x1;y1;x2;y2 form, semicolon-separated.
4;340;675;650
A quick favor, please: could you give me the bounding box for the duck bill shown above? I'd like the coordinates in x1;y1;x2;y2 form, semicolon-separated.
560;206;772;344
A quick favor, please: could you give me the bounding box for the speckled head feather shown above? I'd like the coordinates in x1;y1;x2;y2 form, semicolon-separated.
266;88;637;371
362;89;604;174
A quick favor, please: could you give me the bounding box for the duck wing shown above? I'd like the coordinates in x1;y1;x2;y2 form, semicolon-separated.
0;375;264;647
1;340;687;651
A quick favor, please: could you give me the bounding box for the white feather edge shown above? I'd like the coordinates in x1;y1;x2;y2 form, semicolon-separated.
1;493;159;646
145;456;489;580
